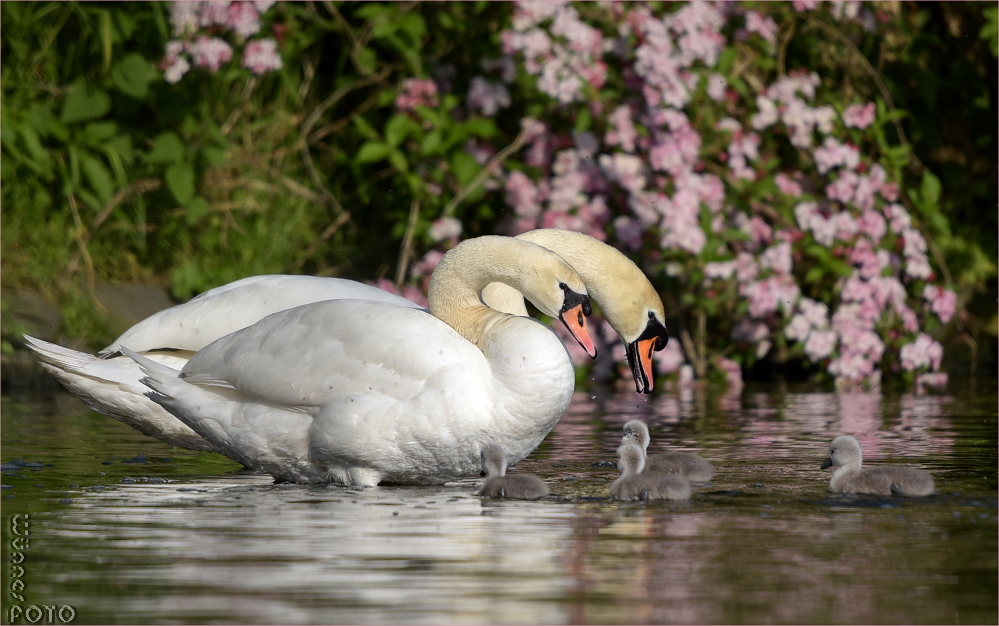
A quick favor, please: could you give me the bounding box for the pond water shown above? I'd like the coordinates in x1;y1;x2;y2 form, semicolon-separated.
1;383;996;625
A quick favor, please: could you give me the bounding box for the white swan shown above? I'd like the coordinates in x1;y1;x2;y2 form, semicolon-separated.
476;444;549;500
124;236;596;485
26;229;667;451
821;435;935;496
621;420;714;482
609;444;691;501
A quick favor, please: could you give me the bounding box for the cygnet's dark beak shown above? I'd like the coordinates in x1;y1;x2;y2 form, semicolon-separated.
626;314;668;394
820;457;833;470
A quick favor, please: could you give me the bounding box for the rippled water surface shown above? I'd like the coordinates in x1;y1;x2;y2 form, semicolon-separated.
2;384;996;624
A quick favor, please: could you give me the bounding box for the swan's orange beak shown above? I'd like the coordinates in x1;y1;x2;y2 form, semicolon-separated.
560;303;597;359
626;315;668;395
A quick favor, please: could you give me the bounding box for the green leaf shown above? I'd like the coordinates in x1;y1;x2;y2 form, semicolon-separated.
980;6;998;56
202;145;226;166
920;170;941;211
60;80;111;124
354;3;386;20
356;141;389;163
352;116;380;141
385;114;418;148
112;53;158;99
80;152;114;204
804;266;825;283
574;108;592;132
79;121;118;145
464;118;498;138
104;135;134;166
420;130;443;155
450;152;480;186
185;196;211;226
356;47;377;75
144;132;185;164
388;150;408;173
165;162;195;205
398;13;426;42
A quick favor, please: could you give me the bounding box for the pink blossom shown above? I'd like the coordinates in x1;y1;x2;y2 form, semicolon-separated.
884;203;911;233
467;76;511;116
242;38;282;74
856;209;886;242
744;12;778;46
512;1;564;31
678;364;695;386
170;2;200;37
741;275;799;318
599;153;646;196
227;2;261;39
395;78;439;112
410;249;445;279
850;239;883;280
805;330;837;361
905;252;931;281
162;41;191;83
826;170;858;205
800;298;830;328
915;372;948;393
605;105;638;152
842;102;876;129
188;36;233;72
715;357;743;387
751;95;779;130
923;285;957;324
793;0;819;11
505;171;542;218
833;211;858;241
731;317;769;343
774;172;803;197
785;314;811;342
706;73;727;100
900;333;944;371
704;260;735;281
613;215;644;250
655;338;685;375
734;251;759;282
813;137;860;174
760;241;792;274
428;217;462;244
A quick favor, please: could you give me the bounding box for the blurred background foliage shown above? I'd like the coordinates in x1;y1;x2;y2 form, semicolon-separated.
1;1;995;382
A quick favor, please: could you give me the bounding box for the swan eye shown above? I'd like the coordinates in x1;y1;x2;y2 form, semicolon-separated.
559;282;568;291
648;311;654;319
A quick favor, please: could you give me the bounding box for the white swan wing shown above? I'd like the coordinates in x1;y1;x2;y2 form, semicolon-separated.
181;299;485;408
103;276;420;355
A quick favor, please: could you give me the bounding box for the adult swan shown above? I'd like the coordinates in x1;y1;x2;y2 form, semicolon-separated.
125;236;597;485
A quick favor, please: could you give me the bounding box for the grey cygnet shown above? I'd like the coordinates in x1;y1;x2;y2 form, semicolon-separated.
821;435;934;496
622;420;713;482
610;443;691;501
477;444;549;500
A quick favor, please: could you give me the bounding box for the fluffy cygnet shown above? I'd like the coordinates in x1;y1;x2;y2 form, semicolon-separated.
821;435;935;496
621;420;713;482
476;444;549;500
610;444;691;501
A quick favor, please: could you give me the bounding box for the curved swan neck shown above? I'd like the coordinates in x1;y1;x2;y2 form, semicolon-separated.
428;236;582;348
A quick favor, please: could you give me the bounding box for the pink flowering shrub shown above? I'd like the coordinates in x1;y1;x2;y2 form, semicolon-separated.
396;1;961;391
161;1;282;84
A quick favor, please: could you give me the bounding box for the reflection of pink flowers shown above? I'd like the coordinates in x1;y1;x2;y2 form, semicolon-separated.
842;102;875;129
